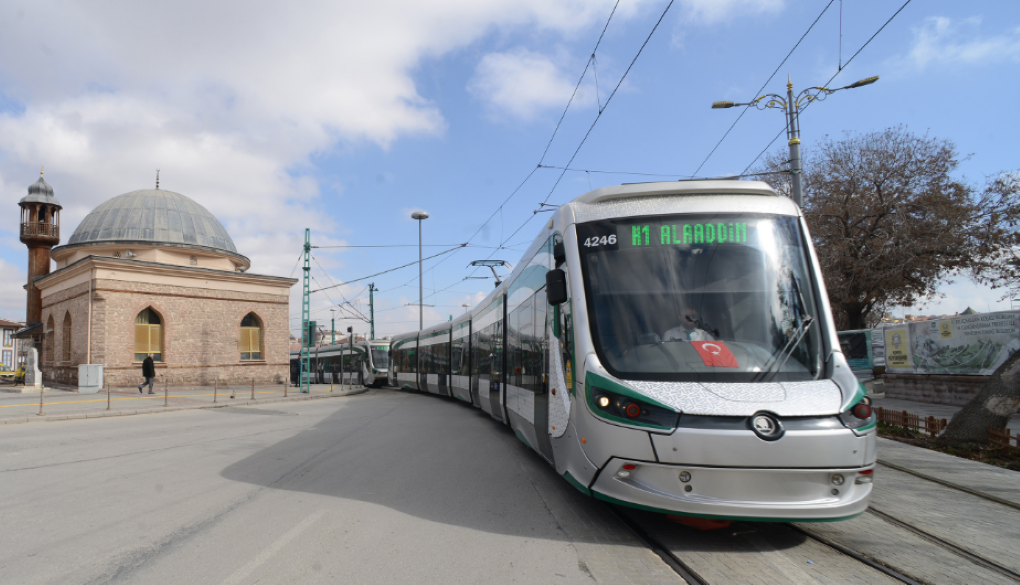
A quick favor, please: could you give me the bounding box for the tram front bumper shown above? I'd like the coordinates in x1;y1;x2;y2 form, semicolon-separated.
591;458;873;522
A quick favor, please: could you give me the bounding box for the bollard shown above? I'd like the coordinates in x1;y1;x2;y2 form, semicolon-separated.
251;378;255;400
214;382;218;404
106;382;111;411
164;378;168;407
37;386;44;416
284;382;288;398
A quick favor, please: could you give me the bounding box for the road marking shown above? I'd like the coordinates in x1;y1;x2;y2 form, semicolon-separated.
220;509;326;585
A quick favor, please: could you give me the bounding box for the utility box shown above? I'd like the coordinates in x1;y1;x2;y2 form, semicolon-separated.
78;364;104;394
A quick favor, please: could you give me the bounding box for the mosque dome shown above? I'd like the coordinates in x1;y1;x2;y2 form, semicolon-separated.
60;188;242;257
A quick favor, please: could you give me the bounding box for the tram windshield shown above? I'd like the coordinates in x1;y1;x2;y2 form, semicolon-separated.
578;213;823;382
371;345;390;369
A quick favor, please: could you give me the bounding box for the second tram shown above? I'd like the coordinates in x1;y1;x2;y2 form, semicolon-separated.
290;338;390;387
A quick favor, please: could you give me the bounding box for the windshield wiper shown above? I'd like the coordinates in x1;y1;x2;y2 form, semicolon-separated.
755;276;816;382
762;316;813;382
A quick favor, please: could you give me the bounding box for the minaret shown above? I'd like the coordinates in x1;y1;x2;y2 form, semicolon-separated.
19;168;62;325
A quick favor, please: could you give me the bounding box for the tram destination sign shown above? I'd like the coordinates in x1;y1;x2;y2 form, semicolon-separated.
577;216;752;254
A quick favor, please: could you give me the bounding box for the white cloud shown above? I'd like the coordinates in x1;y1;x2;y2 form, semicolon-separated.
903;16;1020;70
0;0;628;320
0;259;27;321
468;49;580;121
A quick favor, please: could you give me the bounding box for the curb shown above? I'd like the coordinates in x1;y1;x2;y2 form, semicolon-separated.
0;386;371;426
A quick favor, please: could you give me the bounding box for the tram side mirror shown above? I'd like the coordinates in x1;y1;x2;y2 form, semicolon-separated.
553;241;566;266
546;269;568;305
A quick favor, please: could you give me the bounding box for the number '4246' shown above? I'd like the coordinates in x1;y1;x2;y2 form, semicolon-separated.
583;235;617;247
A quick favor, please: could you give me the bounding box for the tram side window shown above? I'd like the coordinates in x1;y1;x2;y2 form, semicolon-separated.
431;341;443;374
395;347;416;373
471;329;487;377
508;306;522;388
531;291;547;393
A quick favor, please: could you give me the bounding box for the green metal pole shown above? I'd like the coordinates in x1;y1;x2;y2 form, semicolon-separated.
301;228;311;393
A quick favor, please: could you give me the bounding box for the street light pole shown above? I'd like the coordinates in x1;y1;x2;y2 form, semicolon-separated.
712;74;878;208
330;308;336;345
411;211;429;330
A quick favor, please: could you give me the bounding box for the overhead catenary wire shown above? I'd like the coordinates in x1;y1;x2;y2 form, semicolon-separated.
541;0;676;207
739;0;914;175
310;244;466;293
691;0;837;178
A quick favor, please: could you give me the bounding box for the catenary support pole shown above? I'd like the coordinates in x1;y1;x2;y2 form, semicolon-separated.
369;283;376;340
301;228;311;393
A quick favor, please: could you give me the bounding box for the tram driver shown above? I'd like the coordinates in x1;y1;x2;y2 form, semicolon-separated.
663;307;714;342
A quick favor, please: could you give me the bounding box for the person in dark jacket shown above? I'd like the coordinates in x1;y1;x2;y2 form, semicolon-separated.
138;354;156;394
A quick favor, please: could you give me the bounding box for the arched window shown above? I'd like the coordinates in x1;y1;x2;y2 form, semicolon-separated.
240;313;262;361
135;308;162;362
62;312;72;362
44;315;55;364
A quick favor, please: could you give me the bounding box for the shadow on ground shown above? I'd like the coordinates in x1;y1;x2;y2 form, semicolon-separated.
220;387;808;551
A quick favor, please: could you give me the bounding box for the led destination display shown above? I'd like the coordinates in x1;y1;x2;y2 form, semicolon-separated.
578;215;754;253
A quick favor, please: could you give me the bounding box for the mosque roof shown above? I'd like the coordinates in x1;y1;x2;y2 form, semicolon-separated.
59;189;240;256
20;175;62;207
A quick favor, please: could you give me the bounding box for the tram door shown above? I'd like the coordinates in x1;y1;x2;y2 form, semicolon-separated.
507;290;553;461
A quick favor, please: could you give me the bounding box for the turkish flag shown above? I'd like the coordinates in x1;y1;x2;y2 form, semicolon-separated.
691;341;739;368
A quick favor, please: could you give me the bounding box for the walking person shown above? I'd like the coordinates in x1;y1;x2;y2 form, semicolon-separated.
138;353;156;394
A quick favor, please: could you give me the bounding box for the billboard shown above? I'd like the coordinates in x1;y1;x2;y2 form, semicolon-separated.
837;330;873;371
877;311;1020;376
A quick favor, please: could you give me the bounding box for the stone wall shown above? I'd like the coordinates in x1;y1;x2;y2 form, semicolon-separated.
39;281;90;385
881;373;988;406
41;277;291;387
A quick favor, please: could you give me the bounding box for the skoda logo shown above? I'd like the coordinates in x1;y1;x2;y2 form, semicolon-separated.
749;412;784;441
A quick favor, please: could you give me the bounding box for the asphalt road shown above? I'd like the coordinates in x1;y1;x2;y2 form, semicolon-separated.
0;388;679;585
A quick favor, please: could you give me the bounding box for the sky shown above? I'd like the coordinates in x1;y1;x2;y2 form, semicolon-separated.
0;0;1018;338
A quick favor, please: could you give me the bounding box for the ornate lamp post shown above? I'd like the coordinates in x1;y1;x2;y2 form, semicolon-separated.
712;75;878;208
411;211;429;330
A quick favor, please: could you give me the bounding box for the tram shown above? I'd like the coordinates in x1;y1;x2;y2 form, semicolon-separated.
387;180;876;522
290;338;390;387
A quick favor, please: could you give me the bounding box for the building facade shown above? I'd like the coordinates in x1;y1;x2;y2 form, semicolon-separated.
25;182;296;386
0;319;25;369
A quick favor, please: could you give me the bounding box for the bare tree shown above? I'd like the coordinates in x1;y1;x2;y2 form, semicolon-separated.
755;126;1020;330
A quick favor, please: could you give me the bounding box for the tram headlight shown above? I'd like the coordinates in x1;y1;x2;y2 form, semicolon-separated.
589;388;679;430
838;400;876;434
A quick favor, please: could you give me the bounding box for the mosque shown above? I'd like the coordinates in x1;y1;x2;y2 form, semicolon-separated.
16;172;297;386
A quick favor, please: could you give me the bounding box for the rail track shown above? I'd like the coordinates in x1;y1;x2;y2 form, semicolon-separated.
607;458;1020;585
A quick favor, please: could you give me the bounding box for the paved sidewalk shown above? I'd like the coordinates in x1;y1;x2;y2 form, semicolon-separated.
871;395;1020;430
0;383;369;425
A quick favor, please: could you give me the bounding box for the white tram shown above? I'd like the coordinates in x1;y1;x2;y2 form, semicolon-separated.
388;180;876;521
290;339;390;388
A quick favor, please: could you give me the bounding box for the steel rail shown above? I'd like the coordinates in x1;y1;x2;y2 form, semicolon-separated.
603;504;708;585
877;459;1020;512
786;523;922;585
867;507;1020;582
